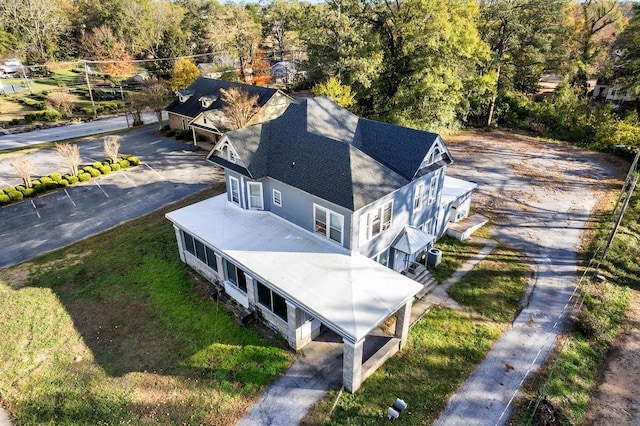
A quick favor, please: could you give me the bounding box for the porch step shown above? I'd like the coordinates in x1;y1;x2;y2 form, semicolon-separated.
415;271;437;298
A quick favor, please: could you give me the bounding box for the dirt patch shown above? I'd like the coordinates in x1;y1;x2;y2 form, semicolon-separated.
583;289;640;425
0;252;89;289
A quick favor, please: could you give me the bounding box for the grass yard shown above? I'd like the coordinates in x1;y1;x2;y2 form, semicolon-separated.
427;235;485;283
0;189;293;425
448;244;528;322
303;237;528;425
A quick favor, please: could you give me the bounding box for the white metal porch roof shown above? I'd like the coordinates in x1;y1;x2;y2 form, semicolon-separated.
440;175;478;204
166;195;422;343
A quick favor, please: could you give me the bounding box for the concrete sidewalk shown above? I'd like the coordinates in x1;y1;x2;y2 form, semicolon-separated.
237;237;499;426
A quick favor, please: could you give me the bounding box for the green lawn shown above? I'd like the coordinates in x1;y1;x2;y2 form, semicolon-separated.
427;235;485;283
0;188;293;425
448;244;528;322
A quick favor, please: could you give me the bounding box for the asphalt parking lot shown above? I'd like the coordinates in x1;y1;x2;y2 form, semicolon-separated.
0;126;222;270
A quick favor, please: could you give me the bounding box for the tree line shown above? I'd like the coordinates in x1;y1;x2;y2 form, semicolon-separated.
1;0;639;141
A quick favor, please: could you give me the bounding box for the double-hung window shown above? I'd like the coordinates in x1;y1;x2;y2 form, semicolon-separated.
362;200;393;242
229;176;240;206
257;282;288;321
223;259;247;292
414;182;424;211
428;175;438;205
247;182;263;210
314;204;344;245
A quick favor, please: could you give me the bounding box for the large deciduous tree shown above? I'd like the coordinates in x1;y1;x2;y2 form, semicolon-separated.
0;0;70;62
129;78;173;130
171;58;199;91
80;25;135;79
220;87;259;130
615;3;640;119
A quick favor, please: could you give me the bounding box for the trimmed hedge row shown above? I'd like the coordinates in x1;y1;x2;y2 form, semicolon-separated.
0;155;142;207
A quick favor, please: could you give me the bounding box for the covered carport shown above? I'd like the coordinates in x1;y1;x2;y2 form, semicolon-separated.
166;194;423;392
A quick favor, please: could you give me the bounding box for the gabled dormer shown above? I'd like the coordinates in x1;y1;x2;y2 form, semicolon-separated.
177;89;195;103
211;136;243;166
199;95;218;108
413;137;453;180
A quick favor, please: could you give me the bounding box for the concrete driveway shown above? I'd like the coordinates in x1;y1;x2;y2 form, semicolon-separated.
433;131;624;425
0;125;222;270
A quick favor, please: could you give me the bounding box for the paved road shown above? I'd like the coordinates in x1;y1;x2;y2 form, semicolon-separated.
433;133;620;425
0;112;166;151
0;125;221;270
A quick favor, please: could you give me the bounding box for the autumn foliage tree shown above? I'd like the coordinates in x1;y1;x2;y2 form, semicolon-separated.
81;25;135;79
220;87;259;130
171;58;199;90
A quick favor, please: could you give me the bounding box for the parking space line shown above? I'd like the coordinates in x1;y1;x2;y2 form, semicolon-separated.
120;171;137;187
144;162;163;178
151;140;163;145
93;180;109;198
64;189;77;207
30;199;41;218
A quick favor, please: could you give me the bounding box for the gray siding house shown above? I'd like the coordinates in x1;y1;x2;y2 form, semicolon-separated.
165;98;477;392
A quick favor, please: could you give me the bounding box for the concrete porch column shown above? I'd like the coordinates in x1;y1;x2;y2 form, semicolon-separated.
343;338;365;393
285;302;312;350
394;299;413;349
245;275;256;306
173;225;185;263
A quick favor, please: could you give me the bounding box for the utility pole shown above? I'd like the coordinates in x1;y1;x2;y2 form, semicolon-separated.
83;61;97;119
601;154;639;263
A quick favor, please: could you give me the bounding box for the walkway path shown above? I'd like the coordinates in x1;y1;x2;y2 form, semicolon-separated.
237;237;499;426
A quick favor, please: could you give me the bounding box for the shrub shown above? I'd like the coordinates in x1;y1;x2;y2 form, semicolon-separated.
49;173;62;182
78;172;91;182
40;176;53;184
25;109;62;123
4;186;16;193
21;188;36;197
99;165;111;174
166;128;177;137
45;181;58;190
16;185;25;192
34;183;47;193
0;194;10;206
7;190;23;201
83;166;95;173
111;163;121;172
89;168;101;177
119;159;130;168
92;161;102;169
30;179;41;186
573;308;608;343
175;129;191;140
67;176;79;185
127;156;140;166
58;179;69;187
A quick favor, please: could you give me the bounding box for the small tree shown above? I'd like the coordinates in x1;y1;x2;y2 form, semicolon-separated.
10;158;35;188
171;58;199;91
54;143;81;177
103;136;120;163
220;87;259;130
129;78;172;130
46;90;76;116
311;77;356;109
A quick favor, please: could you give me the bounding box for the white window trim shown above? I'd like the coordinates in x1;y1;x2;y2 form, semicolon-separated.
373;248;389;267
428;175;438;205
414;182;424;211
313;203;344;246
362;200;393;242
229;176;241;206
272;189;282;207
247;181;264;210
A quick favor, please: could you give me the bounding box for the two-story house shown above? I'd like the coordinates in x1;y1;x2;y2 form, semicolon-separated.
165;97;476;392
166;77;295;144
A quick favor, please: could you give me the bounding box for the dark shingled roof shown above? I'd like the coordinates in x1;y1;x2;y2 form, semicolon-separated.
165;77;278;119
210;97;452;211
